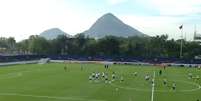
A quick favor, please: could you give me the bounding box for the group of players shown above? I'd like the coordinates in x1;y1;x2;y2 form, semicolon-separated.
65;63;200;92
87;64;180;90
64;63;200;101
88;71;124;83
143;70;177;90
188;72;200;81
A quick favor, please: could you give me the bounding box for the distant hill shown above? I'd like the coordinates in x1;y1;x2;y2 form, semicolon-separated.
84;13;147;38
39;28;71;40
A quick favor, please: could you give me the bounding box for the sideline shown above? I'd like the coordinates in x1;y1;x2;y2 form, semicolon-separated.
0;60;38;67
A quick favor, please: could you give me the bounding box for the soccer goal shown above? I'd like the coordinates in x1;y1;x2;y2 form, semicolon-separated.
38;58;50;64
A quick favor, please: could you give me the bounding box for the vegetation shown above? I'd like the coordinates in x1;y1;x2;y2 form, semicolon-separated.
0;34;201;58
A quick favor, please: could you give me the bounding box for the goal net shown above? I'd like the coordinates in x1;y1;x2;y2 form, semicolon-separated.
38;58;50;64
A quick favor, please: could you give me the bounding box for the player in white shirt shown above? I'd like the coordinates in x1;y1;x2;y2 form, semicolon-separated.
145;74;150;81
172;82;176;90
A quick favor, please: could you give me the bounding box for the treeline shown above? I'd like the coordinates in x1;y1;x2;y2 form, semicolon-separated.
0;34;201;59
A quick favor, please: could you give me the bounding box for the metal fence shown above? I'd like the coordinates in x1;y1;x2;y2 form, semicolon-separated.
0;55;201;64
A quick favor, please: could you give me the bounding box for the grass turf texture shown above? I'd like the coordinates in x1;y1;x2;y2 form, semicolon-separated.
0;63;200;101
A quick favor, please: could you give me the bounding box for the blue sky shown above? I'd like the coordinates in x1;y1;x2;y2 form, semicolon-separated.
0;0;201;41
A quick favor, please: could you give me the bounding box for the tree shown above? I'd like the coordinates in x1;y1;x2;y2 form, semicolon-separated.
17;39;29;54
97;36;120;56
28;35;50;54
13;34;201;59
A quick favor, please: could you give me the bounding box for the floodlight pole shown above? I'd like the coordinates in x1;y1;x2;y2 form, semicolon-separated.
194;25;196;41
180;26;183;58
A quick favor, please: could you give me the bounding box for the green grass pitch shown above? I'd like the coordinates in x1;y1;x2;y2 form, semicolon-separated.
0;63;200;101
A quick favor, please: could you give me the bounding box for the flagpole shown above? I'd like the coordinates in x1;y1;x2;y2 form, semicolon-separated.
180;25;183;58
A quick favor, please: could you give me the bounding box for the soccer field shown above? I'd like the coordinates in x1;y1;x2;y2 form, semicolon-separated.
0;63;200;101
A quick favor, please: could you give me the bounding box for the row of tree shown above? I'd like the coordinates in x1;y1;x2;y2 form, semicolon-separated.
0;34;201;59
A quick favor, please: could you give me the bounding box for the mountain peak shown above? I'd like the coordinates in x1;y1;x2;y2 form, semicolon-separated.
98;13;122;23
102;13;116;17
84;13;147;38
39;28;71;40
47;28;62;31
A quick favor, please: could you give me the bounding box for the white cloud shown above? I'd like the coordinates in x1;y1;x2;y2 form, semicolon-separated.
0;0;200;41
106;0;128;5
150;0;201;16
120;14;194;40
113;0;201;40
0;0;97;41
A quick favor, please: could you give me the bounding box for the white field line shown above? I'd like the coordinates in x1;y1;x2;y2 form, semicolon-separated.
151;71;156;101
0;68;46;80
0;93;105;101
111;82;201;93
0;70;32;80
